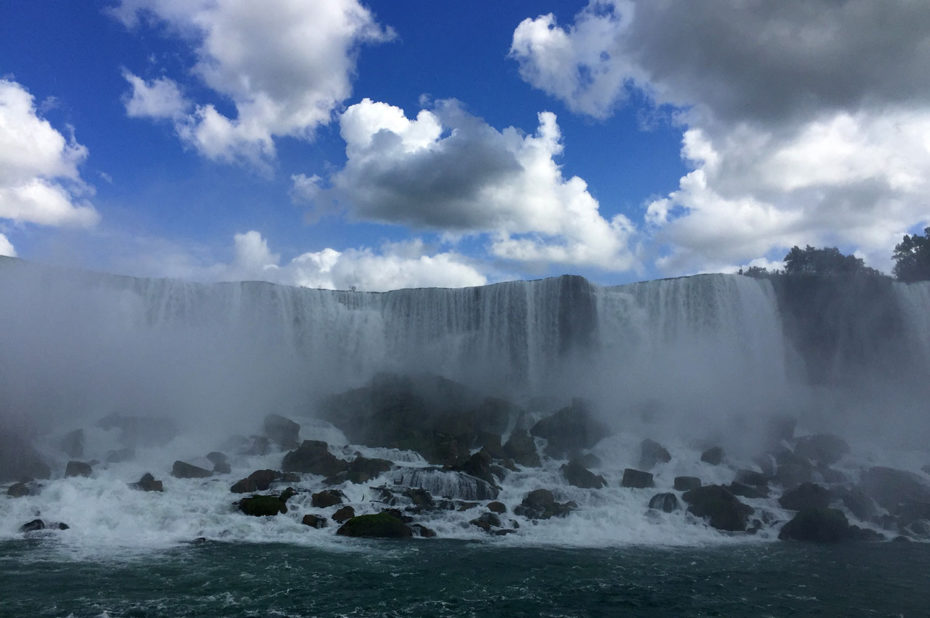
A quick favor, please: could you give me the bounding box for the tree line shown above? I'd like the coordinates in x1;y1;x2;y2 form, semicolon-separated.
739;227;930;282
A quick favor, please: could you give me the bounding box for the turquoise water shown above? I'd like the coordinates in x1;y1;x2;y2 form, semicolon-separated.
2;540;928;617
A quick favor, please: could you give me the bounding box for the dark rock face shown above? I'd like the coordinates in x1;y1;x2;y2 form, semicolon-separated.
778;507;853;543
487;501;507;514
411;523;437;538
131;473;164;492
727;482;768;499
470;511;502;532
793;434;850;466
332;506;356;523
514;489;576;520
302;514;327;529
833;487;878;522
96;413;178;448
344;456;393;484
700;447;724;465
171;461;212;479
281;441;348;477
779;482;831;511
859;466;930;510
311;489;345;508
639;439;671;470
451;449;497;486
7;482;32;497
206;452;230;474
735;469;768;488
621;468;654;489
561;459;606;489
403;488;434;509
674;476;702;491
336;512;413;538
231;469;280;493
0;427;51;483
502;429;540;467
65;460;93;478
648;492;680;513
682;485;753;532
263;414;300;450
531;399;608;458
59;429;84;458
238;488;296;517
20;519;69;533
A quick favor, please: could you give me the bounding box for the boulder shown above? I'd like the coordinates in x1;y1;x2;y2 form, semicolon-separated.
639;439;671;470
530;399;609;458
242;436;271;456
263;414;301;450
470;511;502;532
513;488;576;520
833;487;879;522
859;466;930;510
451;448;497;486
130;473;164;492
674;476;701;491
206;452;231;474
171;461;212;479
778;507;853;542
561;459;606;489
793;434;850;466
487;501;507;514
65;460;93;478
231;469;280;493
726;482;768;499
7;482;32;497
502;429;540;467
238;488;297;517
311;489;345;508
332;506;356;523
59;429;84;458
735;469;768;488
403;488;434;509
779;482;831;511
621;468;654;489
0;427;51;483
344;456;393;484
302;514;328;529
682;485;754;532
411;523;437;538
336;512;413;538
281;440;348;477
765;415;797;447
700;446;724;466
20;519;69;533
648;492;680;513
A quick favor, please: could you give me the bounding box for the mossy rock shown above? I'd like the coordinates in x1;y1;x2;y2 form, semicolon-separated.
336;512;412;538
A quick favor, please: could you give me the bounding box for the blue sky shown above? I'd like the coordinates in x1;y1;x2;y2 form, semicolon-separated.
2;1;930;290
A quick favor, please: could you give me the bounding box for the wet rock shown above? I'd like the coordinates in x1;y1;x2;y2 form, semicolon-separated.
621;468;654;489
411;523;437;538
451;448;497;486
281;440;348;477
231;469;280;493
343;456;392;484
674;476;701;491
59;429;84;458
238;488;296;517
817;466;847;485
793;434;850;466
561;458;606;489
0;427;51;483
530;399;609;458
779;482;831;511
470;512;502;532
390;468;499;501
130;473;164;492
403;488;434;509
682;485;754;532
487;501;507;514
513;488;576;520
833;487;879;522
849;526;885;542
96;413;178;448
639;439;671;470
206;452;231;474
302;514;328;529
502;429;540;467
859;466;930;511
735;469;768;488
648;492;680;513
65;460;93;478
311;489;345;508
263;414;300;450
7;482;31;497
336;512;413;538
894;501;930;530
20;519;69;533
726;482;768;499
700;446;724;466
332;506;356;523
171;461;212;479
242;436;271;456
765;415;797;447
778;507;853;543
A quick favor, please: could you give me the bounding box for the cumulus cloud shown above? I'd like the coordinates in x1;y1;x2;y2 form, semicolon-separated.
113;0;392;169
512;1;930;274
0;79;99;228
306;98;637;271
0;233;16;257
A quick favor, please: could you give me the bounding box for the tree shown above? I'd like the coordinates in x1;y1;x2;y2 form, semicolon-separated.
783;245;874;276
892;227;930;282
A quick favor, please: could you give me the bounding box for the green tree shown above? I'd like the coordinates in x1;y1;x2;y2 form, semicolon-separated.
783;245;872;276
892;227;930;282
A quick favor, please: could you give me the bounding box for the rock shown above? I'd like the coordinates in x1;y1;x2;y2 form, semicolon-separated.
336;512;413;538
171;461;212;479
793;434;850;466
531;399;609;458
735;469;768;487
281;440;348;477
206;452;230;474
561;459;606;489
403;488;434;509
700;446;724;465
231;469;280;493
411;523;437;538
774;462;814;489
778;507;853;542
19;519;68;533
682;485;754;532
727;482;768;499
470;512;502;532
502;429;540;467
7;482;31;497
621;468;654;489
105;448;135;463
65;460;93;478
332;506;356;523
343;456;393;484
894;501;930;529
765;415;797;447
487;501;507;514
817;466;847;485
96;413;178;448
833;487;879;522
130;473;164;492
639;439;671;470
311;489;345;508
648;492;680;513
59;429;84;458
779;482;831;511
302;514;328;529
0;426;51;483
513;488;576;520
242;436;271;456
674;476;701;491
859;466;930;511
849;526;885;542
238;488;296;517
263;414;300;450
451;448;497;486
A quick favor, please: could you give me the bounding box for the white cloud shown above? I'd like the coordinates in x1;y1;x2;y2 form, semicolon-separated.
122;71;189;119
114;0;393;169
0;79;99;228
0;233;15;257
309;98;637;272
